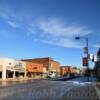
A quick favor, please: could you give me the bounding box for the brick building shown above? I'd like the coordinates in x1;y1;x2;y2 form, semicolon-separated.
60;66;80;76
60;66;72;76
22;57;60;75
25;61;44;77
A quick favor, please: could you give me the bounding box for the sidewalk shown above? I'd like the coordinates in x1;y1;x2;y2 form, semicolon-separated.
0;78;33;82
0;77;44;87
94;82;100;100
0;76;44;81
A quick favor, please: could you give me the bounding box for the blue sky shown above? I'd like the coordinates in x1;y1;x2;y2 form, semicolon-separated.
0;0;100;68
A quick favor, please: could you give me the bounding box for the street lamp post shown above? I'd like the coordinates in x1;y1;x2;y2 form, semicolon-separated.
75;37;89;81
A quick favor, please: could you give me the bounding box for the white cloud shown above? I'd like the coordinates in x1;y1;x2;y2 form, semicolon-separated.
38;19;92;38
7;21;20;28
0;3;22;29
28;24;37;35
41;38;83;48
28;18;92;48
0;1;93;48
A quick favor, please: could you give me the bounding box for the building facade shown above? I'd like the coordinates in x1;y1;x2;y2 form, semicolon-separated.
60;66;72;76
25;61;44;77
0;57;26;80
60;66;80;76
22;57;60;76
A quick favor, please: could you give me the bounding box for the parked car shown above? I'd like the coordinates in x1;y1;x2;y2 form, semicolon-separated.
48;71;57;78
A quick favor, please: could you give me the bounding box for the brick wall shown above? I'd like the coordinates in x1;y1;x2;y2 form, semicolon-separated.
25;62;43;73
22;57;60;74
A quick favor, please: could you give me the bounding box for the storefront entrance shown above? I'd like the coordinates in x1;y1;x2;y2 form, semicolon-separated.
6;70;13;78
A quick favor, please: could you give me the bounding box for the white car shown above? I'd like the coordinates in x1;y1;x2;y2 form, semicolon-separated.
48;71;57;78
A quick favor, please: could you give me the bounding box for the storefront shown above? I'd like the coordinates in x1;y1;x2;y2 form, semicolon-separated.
22;57;60;76
14;61;26;79
25;61;43;78
0;58;26;80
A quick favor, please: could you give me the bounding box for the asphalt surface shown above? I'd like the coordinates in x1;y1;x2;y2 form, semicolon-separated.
69;76;97;82
0;77;99;100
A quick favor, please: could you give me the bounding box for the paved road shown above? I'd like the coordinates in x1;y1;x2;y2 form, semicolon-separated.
69;76;97;82
0;79;99;100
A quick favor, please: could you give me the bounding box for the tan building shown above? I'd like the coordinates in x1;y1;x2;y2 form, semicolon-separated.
60;66;72;76
0;57;26;80
60;66;80;76
22;57;60;75
71;67;80;74
25;61;44;77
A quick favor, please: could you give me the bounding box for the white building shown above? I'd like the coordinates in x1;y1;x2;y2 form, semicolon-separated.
0;57;26;80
